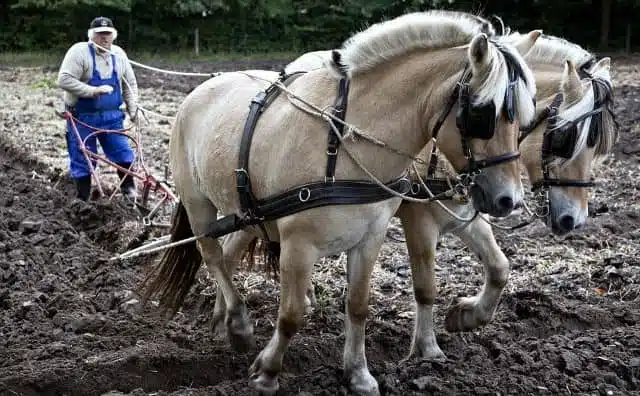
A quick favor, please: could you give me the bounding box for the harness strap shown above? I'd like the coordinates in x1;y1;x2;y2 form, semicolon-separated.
531;178;596;191
255;177;411;221
458;151;521;175
236;91;270;219
325;78;350;182
426;81;462;179
208;176;411;239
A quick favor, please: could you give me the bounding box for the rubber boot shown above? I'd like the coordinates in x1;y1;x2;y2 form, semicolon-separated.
75;176;92;201
116;162;137;200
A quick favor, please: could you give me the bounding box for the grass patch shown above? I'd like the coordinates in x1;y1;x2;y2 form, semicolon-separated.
0;51;65;67
32;76;57;89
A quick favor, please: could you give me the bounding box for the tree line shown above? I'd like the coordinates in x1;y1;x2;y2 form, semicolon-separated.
1;0;638;55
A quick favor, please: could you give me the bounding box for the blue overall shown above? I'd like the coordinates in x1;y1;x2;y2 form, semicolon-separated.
65;44;134;179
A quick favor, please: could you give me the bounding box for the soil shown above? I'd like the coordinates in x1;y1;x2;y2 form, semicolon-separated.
0;54;639;396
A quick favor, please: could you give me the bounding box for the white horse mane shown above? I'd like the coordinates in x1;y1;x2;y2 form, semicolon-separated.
336;10;536;126
510;32;595;69
338;11;494;75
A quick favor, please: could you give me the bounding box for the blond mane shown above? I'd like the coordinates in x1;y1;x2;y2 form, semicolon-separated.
511;32;596;70
335;11;535;125
338;11;495;75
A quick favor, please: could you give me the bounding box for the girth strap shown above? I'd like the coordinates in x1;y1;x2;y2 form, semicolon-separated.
255;177;411;221
207;176;411;238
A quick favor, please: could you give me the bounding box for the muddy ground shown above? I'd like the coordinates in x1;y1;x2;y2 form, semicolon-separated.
0;54;639;396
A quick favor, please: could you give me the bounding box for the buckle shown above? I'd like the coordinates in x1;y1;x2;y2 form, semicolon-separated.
235;168;250;190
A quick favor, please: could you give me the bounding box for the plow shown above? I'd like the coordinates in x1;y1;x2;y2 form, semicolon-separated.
60;109;178;228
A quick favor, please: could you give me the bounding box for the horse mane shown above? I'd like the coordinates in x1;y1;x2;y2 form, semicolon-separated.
510;32;596;70
337;10;496;76
334;10;536;126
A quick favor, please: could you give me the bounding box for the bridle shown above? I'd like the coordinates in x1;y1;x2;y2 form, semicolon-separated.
425;40;532;194
518;62;616;217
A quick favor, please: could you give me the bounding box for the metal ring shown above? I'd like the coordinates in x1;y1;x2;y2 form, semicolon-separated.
298;188;311;202
410;183;421;195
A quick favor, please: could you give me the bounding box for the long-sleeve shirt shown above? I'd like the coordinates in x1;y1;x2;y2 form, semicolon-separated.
57;42;138;117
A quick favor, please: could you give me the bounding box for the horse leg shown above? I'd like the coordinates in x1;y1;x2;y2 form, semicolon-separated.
211;230;256;338
445;216;509;332
397;203;445;360
180;196;255;351
343;231;389;396
249;235;317;394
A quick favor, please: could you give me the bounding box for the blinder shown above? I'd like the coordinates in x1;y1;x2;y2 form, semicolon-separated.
541;77;613;161
455;85;497;140
454;60;521;141
543;122;579;159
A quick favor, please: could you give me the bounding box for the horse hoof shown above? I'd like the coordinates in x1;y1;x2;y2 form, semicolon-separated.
445;297;488;333
348;368;380;396
403;346;446;362
249;354;279;395
249;372;279;395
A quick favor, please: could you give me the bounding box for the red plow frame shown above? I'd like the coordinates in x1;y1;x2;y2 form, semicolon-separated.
61;110;177;227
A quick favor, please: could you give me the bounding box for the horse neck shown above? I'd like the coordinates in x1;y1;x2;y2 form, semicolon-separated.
342;48;466;181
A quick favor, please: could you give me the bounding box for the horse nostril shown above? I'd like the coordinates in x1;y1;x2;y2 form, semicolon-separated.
559;215;576;231
497;196;514;211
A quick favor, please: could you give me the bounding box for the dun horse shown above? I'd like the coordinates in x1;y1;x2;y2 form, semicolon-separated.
142;11;541;395
239;30;618;361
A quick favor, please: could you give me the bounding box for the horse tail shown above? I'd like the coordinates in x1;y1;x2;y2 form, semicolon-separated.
241;237;281;280
140;201;202;315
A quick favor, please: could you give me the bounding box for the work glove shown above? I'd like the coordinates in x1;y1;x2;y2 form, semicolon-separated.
93;85;114;96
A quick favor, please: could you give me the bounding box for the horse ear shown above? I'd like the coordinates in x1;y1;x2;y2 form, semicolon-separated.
561;60;583;103
513;29;542;56
468;33;490;68
589;56;612;80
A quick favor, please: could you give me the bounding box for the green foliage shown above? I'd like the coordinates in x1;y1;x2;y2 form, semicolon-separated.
11;0;132;11
1;0;639;56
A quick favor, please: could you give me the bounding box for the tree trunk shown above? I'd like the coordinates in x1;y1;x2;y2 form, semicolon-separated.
599;0;612;50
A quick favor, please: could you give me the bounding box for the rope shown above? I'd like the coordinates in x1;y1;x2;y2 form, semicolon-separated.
126;58;223;78
88;41;218;122
137;105;176;121
90;41;222;78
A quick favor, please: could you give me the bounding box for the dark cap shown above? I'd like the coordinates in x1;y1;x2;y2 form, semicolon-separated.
89;17;116;32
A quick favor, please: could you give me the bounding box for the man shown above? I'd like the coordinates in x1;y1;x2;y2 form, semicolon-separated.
57;16;139;201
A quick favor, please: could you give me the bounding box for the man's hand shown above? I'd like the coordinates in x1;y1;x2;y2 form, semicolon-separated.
93;85;113;96
130;107;145;123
